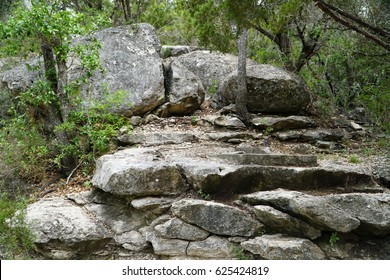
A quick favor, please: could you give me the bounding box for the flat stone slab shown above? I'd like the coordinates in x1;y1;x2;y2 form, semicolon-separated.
209;153;318;167
275;128;345;142
251;116;316;132
241;234;325;260
241;189;390;236
253;205;321;240
117;132;198;146
92;148;187;198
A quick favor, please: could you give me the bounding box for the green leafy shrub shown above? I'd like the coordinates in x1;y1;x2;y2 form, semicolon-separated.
0;114;50;181
0;193;35;259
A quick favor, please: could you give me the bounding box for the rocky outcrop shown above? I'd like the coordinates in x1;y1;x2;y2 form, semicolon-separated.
25;197;112;259
175;50;257;92
155;59;205;117
241;189;390;236
214;64;312;114
74;24;165;116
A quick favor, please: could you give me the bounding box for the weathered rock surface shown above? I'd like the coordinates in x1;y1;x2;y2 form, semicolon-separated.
186;235;235;259
143;228;189;257
155;217;209;241
117;132;198;146
92;148;186;197
209;153;318;167
242;189;390;236
175;50;256;92
76;24;165;116
251;116;316;132
25;197;112;259
171;199;262;237
157;59;205;117
114;230;149;252
252;205;321;240
0;57;43;93
215;64;311;114
131;197;174;215
275;128;345;142
214;115;246;129
160;45;199;58
241;234;325;260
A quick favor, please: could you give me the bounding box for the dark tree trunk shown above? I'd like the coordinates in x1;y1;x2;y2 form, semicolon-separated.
236;28;250;124
40;42;77;175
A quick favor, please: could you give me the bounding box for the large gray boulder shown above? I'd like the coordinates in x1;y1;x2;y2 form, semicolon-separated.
156;59;205;117
175;50;256;92
91;148;186;198
0;57;43;93
215;64;312;114
25;197;112;259
171;199;262;237
241;234;325;260
74;24;165;116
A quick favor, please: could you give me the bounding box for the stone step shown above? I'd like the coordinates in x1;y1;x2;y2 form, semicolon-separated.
250;115;316;132
208;153;318;167
92;147;380;199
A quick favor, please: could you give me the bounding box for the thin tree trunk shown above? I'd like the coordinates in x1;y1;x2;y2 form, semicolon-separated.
236;28;250;124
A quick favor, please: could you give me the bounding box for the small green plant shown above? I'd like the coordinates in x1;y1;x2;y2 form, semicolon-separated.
264;126;274;136
348;154;360;164
231;244;251;260
328;232;340;247
0;193;35;259
208;79;219;95
197;189;211;200
191;115;198;125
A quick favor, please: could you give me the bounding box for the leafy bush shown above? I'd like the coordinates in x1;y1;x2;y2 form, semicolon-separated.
0;193;35;259
0;114;50;181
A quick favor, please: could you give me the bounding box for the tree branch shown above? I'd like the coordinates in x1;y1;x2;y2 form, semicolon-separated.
314;0;390;51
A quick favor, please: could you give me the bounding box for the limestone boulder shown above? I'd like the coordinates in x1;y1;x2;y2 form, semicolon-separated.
72;24;165;116
241;234;325;260
156;59;205;117
171;199;262;237
25;197;112;259
241;189;361;233
175;50;256;92
92;148;186;197
214;64;312;114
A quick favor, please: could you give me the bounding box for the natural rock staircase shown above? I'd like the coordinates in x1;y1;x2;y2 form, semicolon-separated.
24;113;390;260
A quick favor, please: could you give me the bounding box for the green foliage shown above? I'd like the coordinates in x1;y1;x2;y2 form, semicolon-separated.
328;232;340;247
0;193;35;259
197;188;211;200
0;114;50;181
231;244;252;260
54;90;130;172
348;154;361;164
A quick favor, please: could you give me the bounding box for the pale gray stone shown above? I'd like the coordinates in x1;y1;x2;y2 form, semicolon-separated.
241;234;325;260
215;64;311;114
253;205;321;240
25;198;111;259
172;199;262;237
241;189;360;233
92;148;186;197
187;236;235;259
155;218;209;241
